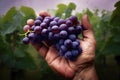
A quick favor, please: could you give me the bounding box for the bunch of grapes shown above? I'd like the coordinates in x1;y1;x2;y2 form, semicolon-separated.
22;13;82;61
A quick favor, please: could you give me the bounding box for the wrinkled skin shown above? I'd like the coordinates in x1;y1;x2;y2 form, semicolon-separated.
30;12;96;78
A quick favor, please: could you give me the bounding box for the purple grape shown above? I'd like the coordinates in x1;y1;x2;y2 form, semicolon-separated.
28;32;35;39
58;19;66;25
34;26;42;34
22;37;29;44
60;45;67;53
66;19;73;27
43;18;51;24
69;34;76;41
41;29;48;36
51;25;59;34
64;51;72;59
36;16;43;21
71;50;79;60
54;17;60;22
59;24;68;30
40;22;47;29
64;39;72;48
48;32;54;40
69;15;78;25
72;41;79;49
75;25;82;34
54;33;60;40
34;20;41;26
59;39;64;45
68;27;75;34
50;21;57;26
60;30;68;38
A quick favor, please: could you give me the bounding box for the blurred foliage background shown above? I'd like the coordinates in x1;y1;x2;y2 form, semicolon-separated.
0;1;120;80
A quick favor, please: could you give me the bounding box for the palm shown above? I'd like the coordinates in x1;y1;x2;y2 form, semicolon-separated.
32;14;96;78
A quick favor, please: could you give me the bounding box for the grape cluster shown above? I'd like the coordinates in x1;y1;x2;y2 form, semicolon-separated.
22;14;82;61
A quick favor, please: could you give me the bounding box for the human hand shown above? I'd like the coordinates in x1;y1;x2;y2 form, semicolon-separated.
30;12;98;80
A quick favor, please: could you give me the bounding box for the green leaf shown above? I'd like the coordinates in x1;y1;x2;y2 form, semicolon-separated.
110;1;120;26
1;7;24;35
68;2;76;10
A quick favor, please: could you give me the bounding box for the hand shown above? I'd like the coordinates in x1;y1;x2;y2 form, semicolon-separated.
30;12;98;80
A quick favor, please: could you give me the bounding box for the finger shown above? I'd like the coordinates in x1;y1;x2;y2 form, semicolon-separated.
81;15;95;41
31;42;49;58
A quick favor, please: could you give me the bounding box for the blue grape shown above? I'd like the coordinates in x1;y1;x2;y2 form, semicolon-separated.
34;20;41;26
22;37;29;44
60;30;68;38
50;21;57;26
64;51;72;59
75;25;82;34
51;25;59;34
68;27;75;34
60;45;67;53
59;39;64;45
34;26;42;34
48;32;54;40
41;29;48;36
69;34;76;41
54;33;60;40
59;24;68;30
36;16;43;21
64;39;72;48
40;22;47;29
58;19;66;25
28;32;35;39
72;41;79;49
54;17;60;22
69;15;78;25
66;19;73;27
43;18;51;24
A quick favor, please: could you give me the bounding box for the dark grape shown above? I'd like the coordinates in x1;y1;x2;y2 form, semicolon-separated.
64;39;72;48
22;37;29;44
69;34;76;41
51;25;59;34
41;29;48;36
34;20;41;26
64;51;72;59
40;22;47;29
54;33;60;40
66;19;73;27
54;17;60;22
36;16;43;21
28;32;35;39
50;21;57;26
60;30;68;38
68;27;75;34
72;41;79;49
34;26;42;34
48;32;54;40
75;25;82;34
59;24;68;30
60;45;67;53
58;19;66;25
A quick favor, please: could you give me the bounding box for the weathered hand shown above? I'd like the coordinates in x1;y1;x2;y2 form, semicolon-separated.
30;12;97;80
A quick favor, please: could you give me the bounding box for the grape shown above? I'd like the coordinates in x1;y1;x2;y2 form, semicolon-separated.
34;26;42;34
34;20;41;26
60;45;67;53
23;25;30;32
75;25;82;34
28;32;35;39
60;30;68;38
43;18;51;24
59;39;64;45
31;25;35;30
68;27;75;34
50;21;57;26
41;29;48;36
48;32;54;40
51;25;59;34
59;24;68;30
66;19;73;27
54;33;60;40
58;19;66;25
69;15;78;25
40;22;47;29
64;39;72;48
36;16;43;21
69;34;76;41
22;37;29;44
54;17;60;22
72;41;79;49
27;19;34;27
64;51;72;59
71;50;79;60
